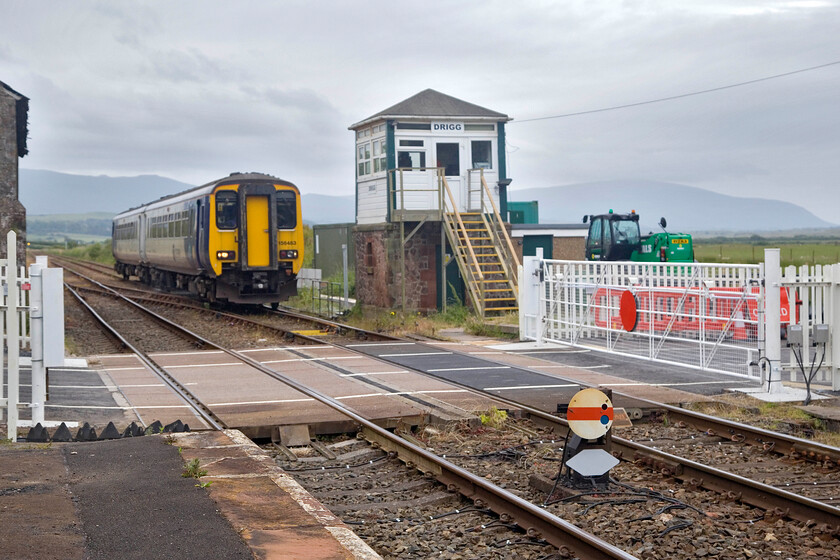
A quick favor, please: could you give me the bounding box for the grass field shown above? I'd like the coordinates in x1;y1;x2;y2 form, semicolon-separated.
695;242;840;266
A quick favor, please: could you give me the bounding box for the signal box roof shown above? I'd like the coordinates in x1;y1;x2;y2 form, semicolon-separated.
350;89;511;129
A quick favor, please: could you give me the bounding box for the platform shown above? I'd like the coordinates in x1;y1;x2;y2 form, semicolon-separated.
0;429;380;560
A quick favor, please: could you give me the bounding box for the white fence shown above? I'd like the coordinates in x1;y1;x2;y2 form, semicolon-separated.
521;252;840;388
1;231;31;439
782;264;840;389
521;258;763;378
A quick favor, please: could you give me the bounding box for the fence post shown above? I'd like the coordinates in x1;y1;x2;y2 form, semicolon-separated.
342;244;349;311
29;261;45;425
5;231;19;440
831;264;840;391
764;249;783;393
535;248;545;346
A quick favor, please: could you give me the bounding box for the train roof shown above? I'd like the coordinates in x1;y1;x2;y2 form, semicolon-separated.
113;173;299;219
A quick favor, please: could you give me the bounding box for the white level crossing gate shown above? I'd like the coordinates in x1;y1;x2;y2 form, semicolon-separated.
520;257;765;378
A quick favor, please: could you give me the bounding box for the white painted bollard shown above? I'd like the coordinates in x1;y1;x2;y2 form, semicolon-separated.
764;249;783;393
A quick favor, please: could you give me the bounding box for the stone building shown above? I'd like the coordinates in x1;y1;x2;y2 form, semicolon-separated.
0;80;28;258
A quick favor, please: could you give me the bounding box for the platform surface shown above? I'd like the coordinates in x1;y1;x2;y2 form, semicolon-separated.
0;430;380;560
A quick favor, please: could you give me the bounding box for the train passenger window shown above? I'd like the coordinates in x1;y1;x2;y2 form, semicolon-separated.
471;141;492;169
276;191;297;229
216;191;238;229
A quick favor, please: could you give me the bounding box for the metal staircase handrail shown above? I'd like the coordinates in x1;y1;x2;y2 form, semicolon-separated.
438;171;486;315
476;171;520;302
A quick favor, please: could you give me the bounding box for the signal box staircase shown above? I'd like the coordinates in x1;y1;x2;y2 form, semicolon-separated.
441;172;520;317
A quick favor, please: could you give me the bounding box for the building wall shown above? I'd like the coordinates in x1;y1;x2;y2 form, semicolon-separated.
354;223;441;310
0;90;26;258
513;235;586;262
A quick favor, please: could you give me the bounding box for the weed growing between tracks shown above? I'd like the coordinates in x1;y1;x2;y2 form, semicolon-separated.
689;393;840;447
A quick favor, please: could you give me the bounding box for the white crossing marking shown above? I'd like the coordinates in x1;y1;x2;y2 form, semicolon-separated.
345;342;417;348
149;350;225;357
428;366;511;373
339;371;409;377
165;362;243;369
261;356;365;364
378;352;453;358
518;350;591;354
45;403;192;410
209;398;314;406
483;384;578;391
601;380;752;388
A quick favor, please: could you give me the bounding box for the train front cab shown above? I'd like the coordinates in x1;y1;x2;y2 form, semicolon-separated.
200;179;303;304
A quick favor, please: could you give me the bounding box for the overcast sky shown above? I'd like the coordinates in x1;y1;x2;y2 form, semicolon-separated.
2;1;839;223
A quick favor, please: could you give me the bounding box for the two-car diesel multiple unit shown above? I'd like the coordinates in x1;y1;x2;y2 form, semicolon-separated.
112;173;304;305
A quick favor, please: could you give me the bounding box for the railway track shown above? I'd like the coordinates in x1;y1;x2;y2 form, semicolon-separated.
60;257;840;510
54;255;840;555
57;258;636;559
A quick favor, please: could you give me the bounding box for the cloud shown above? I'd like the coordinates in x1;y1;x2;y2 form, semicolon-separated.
2;0;839;221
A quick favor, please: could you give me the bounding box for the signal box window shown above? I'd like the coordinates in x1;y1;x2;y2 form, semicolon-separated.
277;191;297;229
216;191;238;229
436;143;460;176
471;141;492;169
357;142;371;177
398;151;426;168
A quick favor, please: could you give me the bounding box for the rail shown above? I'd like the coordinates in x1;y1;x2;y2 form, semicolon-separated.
357;340;840;529
63;274;225;431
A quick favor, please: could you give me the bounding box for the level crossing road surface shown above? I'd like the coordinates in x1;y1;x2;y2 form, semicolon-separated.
344;339;765;413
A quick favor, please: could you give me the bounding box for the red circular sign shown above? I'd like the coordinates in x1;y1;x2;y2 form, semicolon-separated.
619;290;638;332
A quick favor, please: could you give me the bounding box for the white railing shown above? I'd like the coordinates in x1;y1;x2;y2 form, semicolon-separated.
782;264;840;389
1;231;31;439
521;252;840;388
521;257;764;378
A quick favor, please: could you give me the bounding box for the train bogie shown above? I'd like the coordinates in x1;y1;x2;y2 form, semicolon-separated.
112;173;304;305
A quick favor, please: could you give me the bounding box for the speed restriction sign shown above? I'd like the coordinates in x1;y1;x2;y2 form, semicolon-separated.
566;388;614;439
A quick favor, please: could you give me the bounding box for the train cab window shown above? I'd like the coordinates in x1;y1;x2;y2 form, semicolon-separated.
276;191;297;229
216;191;238;229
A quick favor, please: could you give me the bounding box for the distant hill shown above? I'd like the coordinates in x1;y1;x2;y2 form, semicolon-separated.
18;169;356;227
508;180;836;232
18;171;835;233
20;169;194;214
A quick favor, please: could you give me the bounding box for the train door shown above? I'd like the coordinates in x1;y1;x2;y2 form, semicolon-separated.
238;183;278;271
246;195;270;267
138;214;147;262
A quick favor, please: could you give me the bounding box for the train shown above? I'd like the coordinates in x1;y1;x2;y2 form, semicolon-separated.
112;172;304;306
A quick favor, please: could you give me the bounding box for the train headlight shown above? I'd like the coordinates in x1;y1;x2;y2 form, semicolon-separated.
216;250;236;260
279;249;298;259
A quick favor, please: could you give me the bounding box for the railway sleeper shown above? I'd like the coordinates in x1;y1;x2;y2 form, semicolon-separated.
632;452;684;476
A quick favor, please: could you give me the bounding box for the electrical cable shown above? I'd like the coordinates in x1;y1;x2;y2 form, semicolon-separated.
515;60;840;123
543;427;572;506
